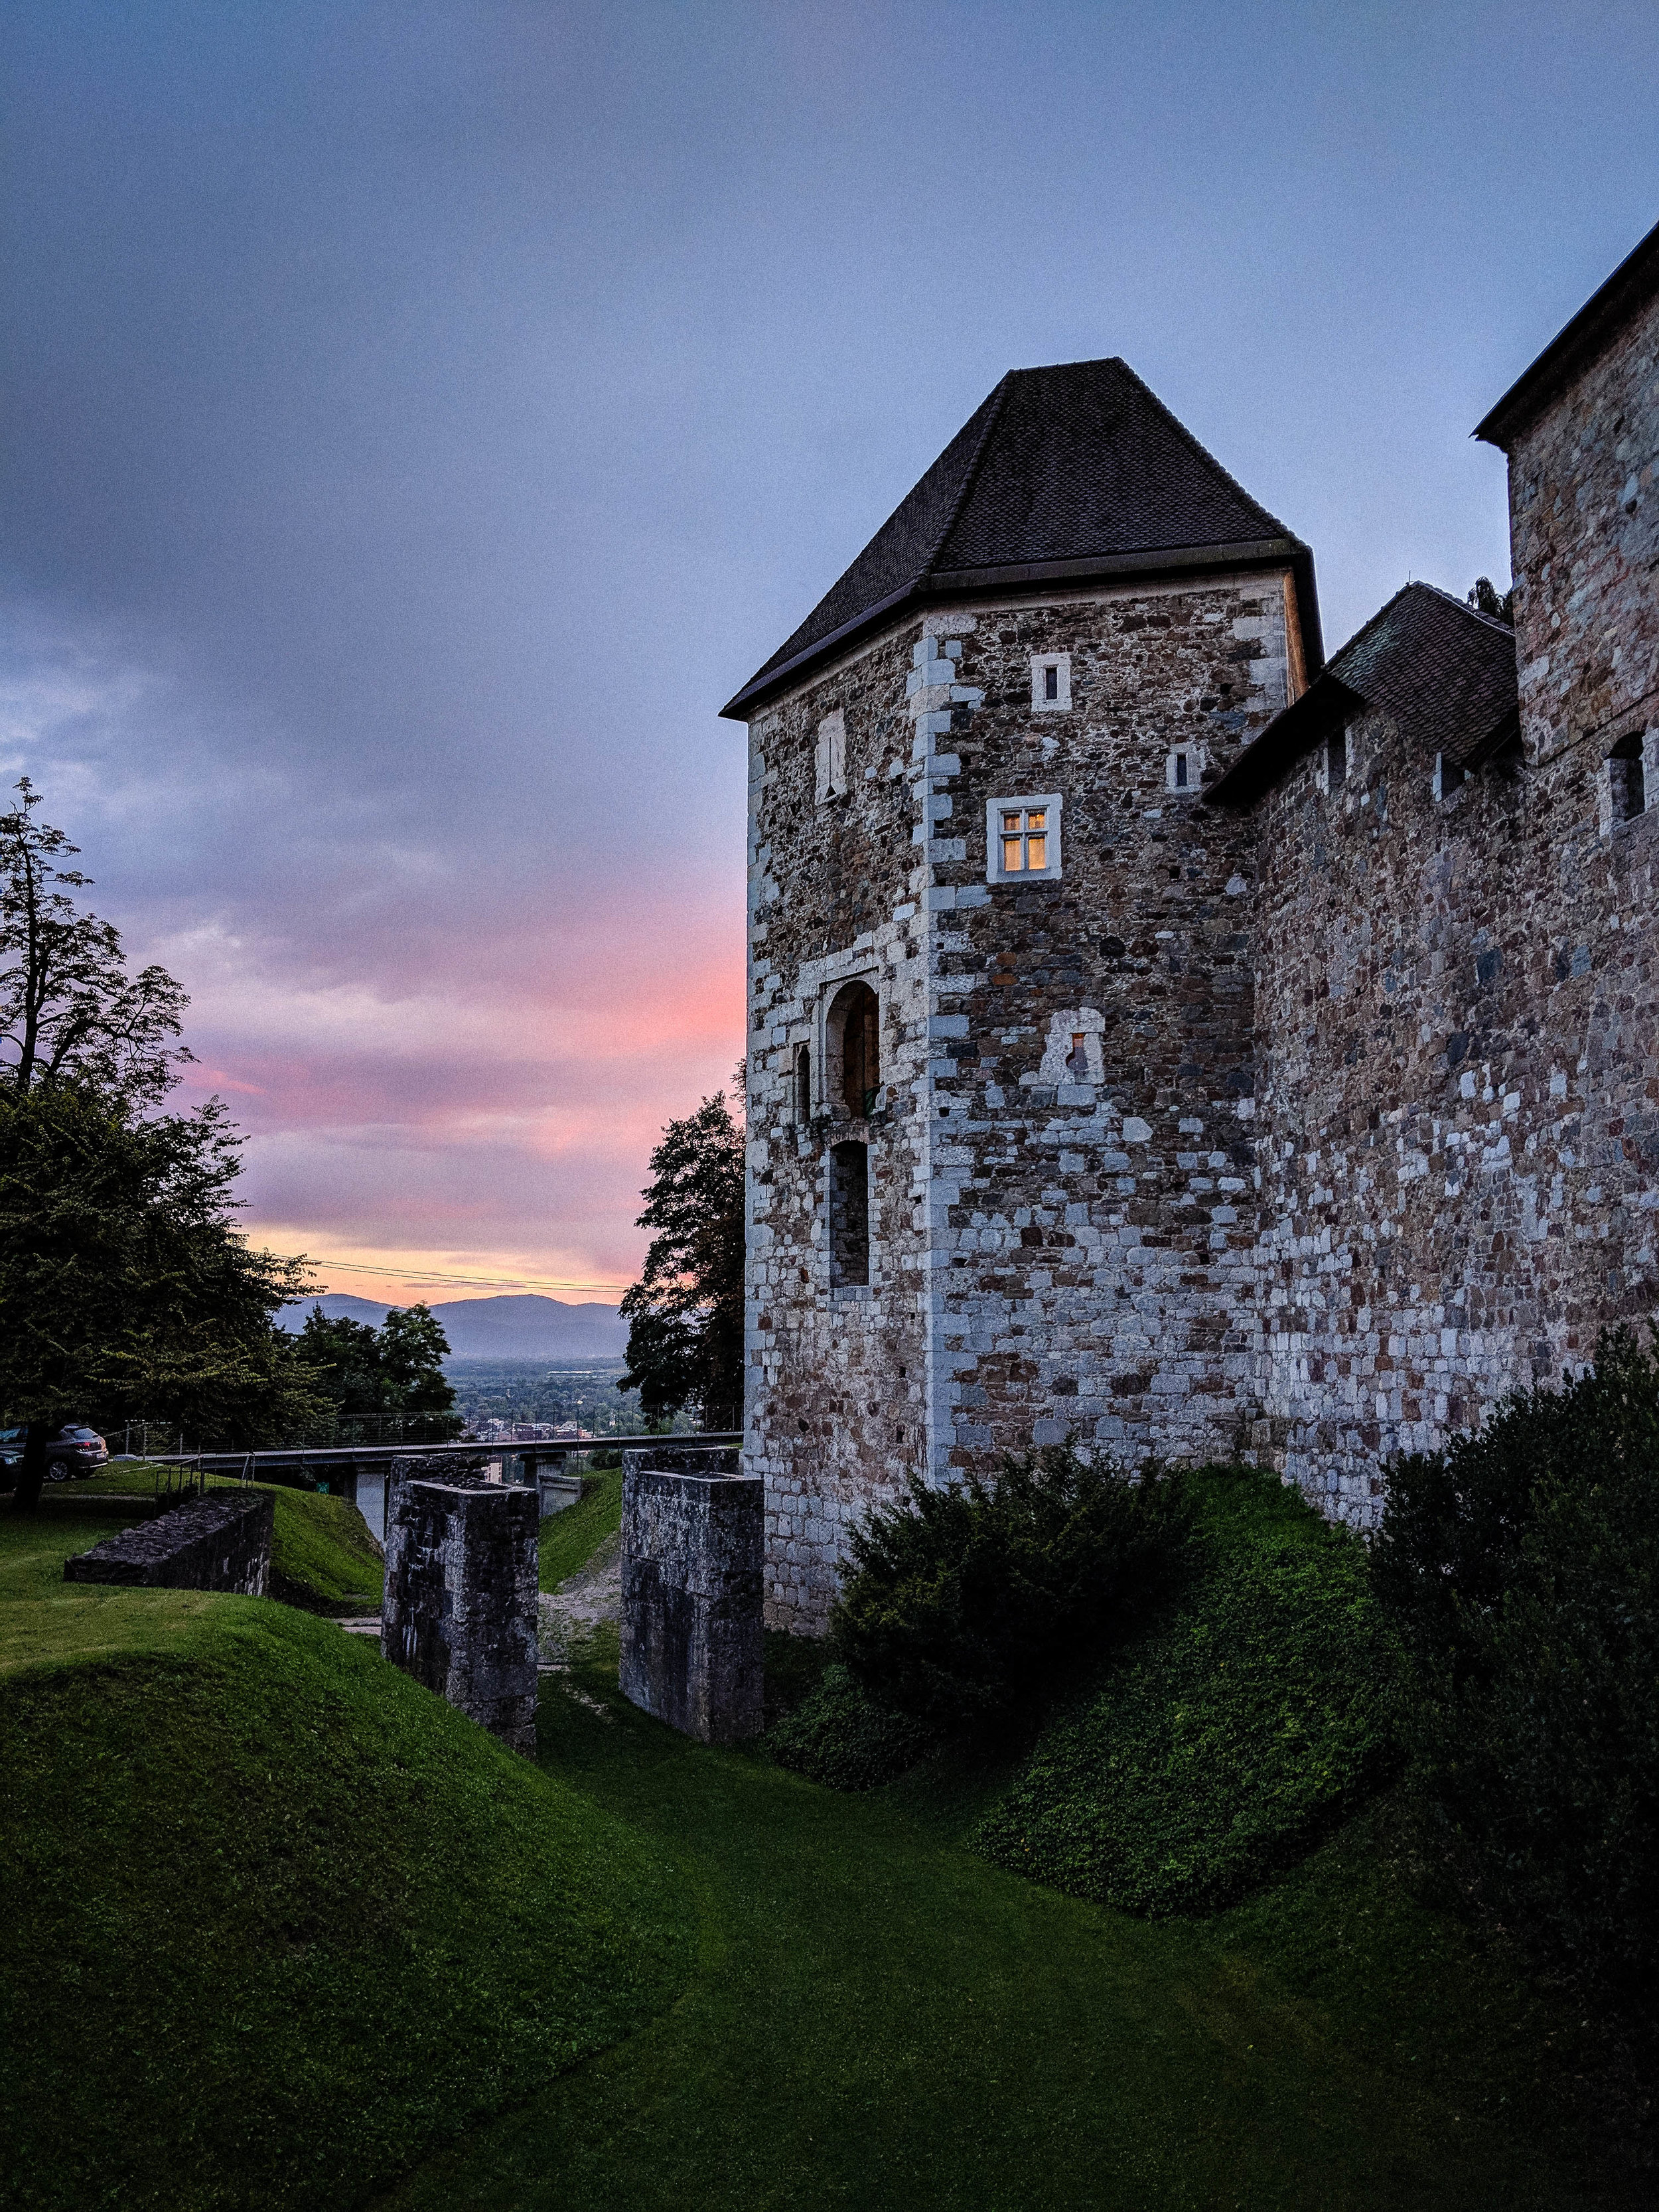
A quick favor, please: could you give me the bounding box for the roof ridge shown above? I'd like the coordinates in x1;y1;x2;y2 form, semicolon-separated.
918;373;1013;583
1408;577;1516;634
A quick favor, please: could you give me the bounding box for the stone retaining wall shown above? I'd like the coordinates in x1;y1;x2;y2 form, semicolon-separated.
64;1488;273;1595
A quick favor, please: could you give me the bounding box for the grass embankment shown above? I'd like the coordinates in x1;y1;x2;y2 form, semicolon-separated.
540;1464;623;1591
0;1510;690;2211
380;1616;1624;2212
975;1465;1394;1911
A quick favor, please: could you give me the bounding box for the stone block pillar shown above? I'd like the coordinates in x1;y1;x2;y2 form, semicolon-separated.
620;1450;764;1743
382;1478;540;1755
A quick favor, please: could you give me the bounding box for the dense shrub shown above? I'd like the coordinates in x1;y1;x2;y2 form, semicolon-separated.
831;1445;1194;1737
766;1663;937;1791
973;1466;1395;1914
1374;1328;1659;1993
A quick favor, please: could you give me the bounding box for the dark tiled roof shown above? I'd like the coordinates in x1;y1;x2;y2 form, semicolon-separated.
1475;216;1659;451
722;358;1320;717
1206;582;1518;807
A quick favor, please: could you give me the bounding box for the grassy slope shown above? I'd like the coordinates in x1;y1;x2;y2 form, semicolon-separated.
540;1466;623;1591
974;1464;1394;1911
0;1512;689;2212
380;1625;1626;2212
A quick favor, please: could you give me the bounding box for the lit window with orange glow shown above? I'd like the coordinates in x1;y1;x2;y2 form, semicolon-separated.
987;792;1062;883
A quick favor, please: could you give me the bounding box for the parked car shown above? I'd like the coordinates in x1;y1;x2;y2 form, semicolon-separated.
42;1426;109;1482
0;1426;23;1473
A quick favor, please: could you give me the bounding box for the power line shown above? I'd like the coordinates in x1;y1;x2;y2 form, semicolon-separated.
275;1254;635;1297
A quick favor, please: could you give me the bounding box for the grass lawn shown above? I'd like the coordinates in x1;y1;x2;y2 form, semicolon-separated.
540;1463;624;1591
372;1618;1631;2212
0;1507;689;2211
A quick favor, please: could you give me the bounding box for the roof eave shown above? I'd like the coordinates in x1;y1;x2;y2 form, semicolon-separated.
1204;670;1364;809
1474;216;1659;451
720;535;1315;722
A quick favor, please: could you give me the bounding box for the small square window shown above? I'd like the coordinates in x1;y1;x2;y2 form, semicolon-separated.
1031;654;1071;712
987;792;1062;883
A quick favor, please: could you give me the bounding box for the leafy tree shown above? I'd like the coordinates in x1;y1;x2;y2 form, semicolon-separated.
0;1084;323;1503
1373;1327;1659;1993
0;778;190;1108
620;1082;745;1431
297;1303;461;1441
1467;575;1516;625
0;783;325;1504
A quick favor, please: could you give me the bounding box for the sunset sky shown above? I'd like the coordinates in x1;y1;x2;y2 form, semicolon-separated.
4;3;1655;1306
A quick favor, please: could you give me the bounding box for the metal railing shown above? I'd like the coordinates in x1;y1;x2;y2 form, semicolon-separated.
150;1432;743;1503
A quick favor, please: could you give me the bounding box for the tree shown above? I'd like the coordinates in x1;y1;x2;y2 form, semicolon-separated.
0;784;325;1505
297;1302;461;1441
620;1082;745;1431
1467;575;1516;625
0;778;191;1108
0;1084;323;1503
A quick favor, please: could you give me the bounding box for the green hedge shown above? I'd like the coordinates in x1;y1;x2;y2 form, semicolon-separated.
973;1465;1394;1915
766;1662;936;1791
1373;1327;1659;1994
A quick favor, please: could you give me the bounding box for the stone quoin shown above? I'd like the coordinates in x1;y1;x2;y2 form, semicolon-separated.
723;220;1659;1631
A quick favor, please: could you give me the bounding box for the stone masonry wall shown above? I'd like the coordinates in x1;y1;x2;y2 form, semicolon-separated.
619;1451;763;1742
745;567;1301;1628
382;1479;540;1754
1244;290;1659;1528
64;1487;273;1595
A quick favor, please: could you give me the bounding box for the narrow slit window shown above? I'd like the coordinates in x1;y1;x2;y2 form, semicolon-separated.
1174;751;1189;788
830;1141;870;1288
1610;733;1645;822
1044;664;1059;701
795;1042;812;1120
1327;725;1348;789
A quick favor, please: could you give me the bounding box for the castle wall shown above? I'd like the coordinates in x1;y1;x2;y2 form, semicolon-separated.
1246;290;1659;1528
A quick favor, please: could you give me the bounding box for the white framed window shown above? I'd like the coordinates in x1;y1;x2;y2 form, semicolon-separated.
987;792;1062;883
815;711;848;803
1031;654;1072;712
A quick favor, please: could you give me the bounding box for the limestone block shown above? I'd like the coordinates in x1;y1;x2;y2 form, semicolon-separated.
382;1479;539;1755
620;1450;763;1742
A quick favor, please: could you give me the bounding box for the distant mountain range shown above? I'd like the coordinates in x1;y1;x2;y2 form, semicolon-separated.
277;1291;629;1362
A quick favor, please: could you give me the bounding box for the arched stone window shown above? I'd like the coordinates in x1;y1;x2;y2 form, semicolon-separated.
1609;731;1646;822
826;980;880;1118
829;1141;869;1287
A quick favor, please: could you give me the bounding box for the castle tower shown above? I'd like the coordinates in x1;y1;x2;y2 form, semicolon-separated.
723;360;1321;1630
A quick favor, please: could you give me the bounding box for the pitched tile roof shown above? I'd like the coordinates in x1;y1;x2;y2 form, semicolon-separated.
1475;215;1659;452
721;358;1321;717
1206;581;1518;807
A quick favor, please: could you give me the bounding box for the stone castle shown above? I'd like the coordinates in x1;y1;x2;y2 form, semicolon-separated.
723;218;1659;1631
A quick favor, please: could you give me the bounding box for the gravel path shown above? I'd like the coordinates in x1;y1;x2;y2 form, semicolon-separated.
538;1528;622;1667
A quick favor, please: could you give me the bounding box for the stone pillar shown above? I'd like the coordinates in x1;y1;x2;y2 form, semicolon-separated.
381;1477;540;1755
620;1449;763;1743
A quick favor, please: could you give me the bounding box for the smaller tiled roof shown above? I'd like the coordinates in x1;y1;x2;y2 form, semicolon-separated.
1475;215;1659;451
722;358;1321;718
1206;582;1518;807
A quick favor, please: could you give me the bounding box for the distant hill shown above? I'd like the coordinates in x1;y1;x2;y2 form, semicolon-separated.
277;1291;630;1361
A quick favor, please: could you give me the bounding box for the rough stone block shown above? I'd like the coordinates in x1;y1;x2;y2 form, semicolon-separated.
382;1478;539;1755
64;1487;273;1595
620;1450;762;1742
